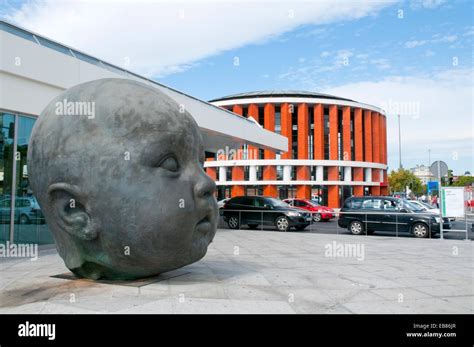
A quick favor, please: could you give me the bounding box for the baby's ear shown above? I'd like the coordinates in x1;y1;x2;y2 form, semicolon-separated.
47;183;98;241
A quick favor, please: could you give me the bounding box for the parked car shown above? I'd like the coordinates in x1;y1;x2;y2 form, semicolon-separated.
283;198;335;222
338;196;451;238
0;196;45;224
221;196;312;231
408;200;455;222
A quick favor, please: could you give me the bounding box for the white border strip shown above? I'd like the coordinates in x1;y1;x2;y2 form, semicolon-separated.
215;180;381;186
205;159;387;170
211;97;386;115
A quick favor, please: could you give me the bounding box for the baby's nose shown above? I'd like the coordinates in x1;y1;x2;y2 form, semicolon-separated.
194;171;216;199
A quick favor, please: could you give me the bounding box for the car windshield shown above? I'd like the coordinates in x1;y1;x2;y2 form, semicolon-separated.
267;198;290;208
420;201;436;209
307;200;320;207
401;200;424;212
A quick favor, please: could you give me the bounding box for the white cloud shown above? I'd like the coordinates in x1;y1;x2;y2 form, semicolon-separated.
432;34;458;43
6;0;396;77
405;34;458;49
295;27;328;38
355;53;369;60
405;40;427;48
369;58;391;69
424;49;435;57
278;49;392;88
323;69;474;173
278;48;361;86
410;0;446;9
463;26;474;37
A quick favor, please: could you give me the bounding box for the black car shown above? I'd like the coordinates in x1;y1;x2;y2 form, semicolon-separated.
221;196;312;231
338;196;451;238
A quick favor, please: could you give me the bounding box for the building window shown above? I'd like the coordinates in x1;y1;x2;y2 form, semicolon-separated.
291;110;298;158
217;187;231;200
276;165;283;180
350;108;355;160
275;106;281;134
341;186;352;204
246;187;263;196
256;166;263;181
338;107;343;160
258;106;265;125
242;106;248;118
311;185;327;205
310;166;316;180
278;186;289;200
362;111;366;161
287;187;297;199
311;186;328;206
324;108;329;160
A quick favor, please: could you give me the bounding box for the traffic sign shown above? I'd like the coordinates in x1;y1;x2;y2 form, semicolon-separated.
427;181;438;192
430;161;448;179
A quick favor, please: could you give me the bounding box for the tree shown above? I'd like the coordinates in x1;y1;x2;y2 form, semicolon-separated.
453;175;474;187
388;168;424;195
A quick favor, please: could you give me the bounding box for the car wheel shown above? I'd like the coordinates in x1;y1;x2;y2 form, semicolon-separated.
19;214;30;225
248;224;259;229
412;222;429;238
227;215;240;230
349;220;364;235
275;216;289;232
295;225;308;231
312;213;321;222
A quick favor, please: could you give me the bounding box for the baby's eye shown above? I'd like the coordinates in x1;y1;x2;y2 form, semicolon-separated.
159;156;179;172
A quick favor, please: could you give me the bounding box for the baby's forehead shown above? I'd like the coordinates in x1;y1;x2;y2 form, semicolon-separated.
107;106;202;151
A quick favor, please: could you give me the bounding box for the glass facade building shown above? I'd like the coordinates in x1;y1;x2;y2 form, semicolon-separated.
0;112;53;245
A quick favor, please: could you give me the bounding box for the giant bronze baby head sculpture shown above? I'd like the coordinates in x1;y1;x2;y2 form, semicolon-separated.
28;78;218;280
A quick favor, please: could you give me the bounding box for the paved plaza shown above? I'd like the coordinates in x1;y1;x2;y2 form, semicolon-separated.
0;229;472;314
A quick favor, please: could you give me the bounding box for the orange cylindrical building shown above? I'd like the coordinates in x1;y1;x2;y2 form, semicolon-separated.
206;91;388;208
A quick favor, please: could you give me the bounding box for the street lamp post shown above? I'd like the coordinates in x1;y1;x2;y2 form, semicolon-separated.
398;114;402;169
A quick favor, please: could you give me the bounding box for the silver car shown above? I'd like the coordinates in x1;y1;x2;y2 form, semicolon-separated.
0;196;45;224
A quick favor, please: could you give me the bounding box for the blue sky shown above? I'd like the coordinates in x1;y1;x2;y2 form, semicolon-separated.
160;1;473;101
2;0;473;175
